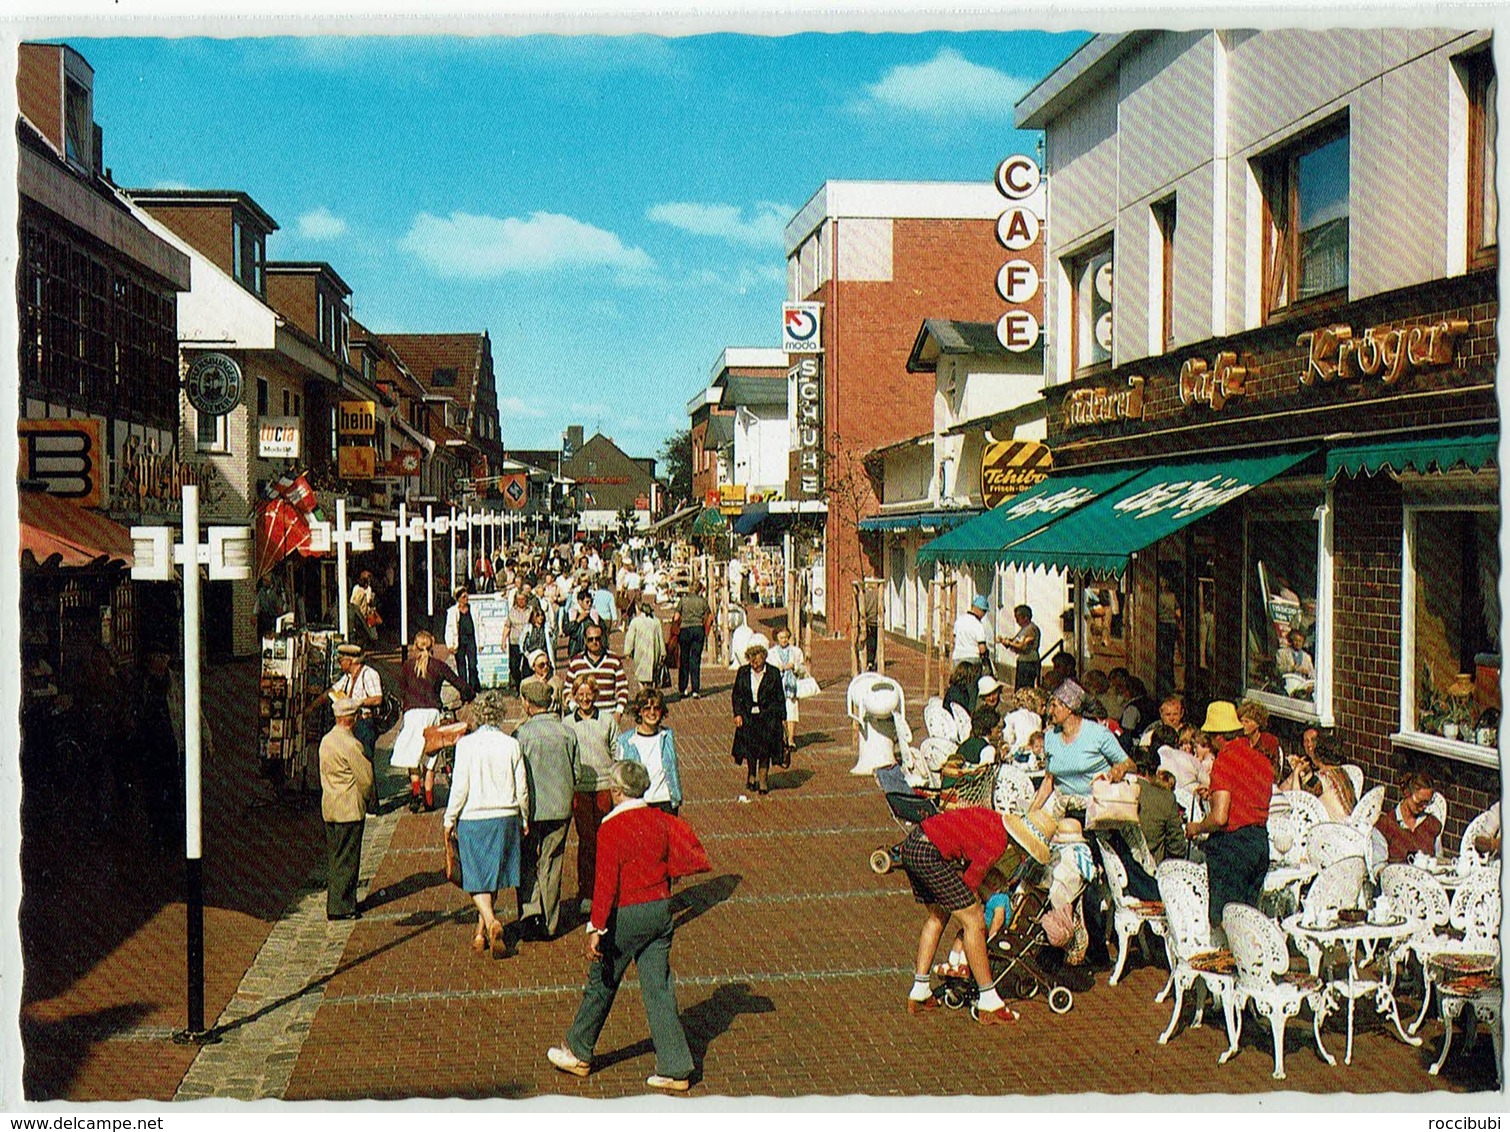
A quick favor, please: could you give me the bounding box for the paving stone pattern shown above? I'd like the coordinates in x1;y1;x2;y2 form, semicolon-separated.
17;615;1499;1102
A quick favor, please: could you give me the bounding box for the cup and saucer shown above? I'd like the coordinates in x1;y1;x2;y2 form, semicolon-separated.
1301;906;1340;931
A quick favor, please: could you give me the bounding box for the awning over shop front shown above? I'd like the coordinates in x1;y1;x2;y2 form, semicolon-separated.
916;467;1143;566
997;449;1314;577
1326;432;1498;481
857;508;980;533
19;492;135;570
647;502;701;533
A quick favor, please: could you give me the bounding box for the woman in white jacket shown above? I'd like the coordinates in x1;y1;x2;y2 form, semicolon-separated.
444;690;530;958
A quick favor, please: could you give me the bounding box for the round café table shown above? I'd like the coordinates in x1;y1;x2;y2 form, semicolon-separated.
1283;913;1422;1065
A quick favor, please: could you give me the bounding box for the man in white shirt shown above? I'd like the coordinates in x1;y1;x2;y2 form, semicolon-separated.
952;595;991;664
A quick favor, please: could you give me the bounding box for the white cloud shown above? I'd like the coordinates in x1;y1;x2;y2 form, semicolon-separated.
151;179;193;191
500;396;544;419
859;49;1028;119
690;262;785;295
646;201;791;247
400;211;656;279
297;206;349;241
570;401;611;417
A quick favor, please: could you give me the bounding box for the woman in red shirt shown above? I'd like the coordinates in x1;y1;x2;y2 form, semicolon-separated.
547;760;707;1093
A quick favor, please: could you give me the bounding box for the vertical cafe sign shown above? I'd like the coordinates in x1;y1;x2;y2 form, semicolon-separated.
784;302;824;497
995;155;1044;353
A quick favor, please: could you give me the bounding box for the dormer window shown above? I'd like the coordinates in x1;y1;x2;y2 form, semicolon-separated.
432;367;457;387
231;215;267;296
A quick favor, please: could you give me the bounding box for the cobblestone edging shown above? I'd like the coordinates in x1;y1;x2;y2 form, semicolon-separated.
173;808;403;1101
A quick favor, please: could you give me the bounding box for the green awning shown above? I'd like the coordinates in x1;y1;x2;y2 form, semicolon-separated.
1326;432;1498;480
916;467;1144;566
858;508;981;533
999;449;1315;578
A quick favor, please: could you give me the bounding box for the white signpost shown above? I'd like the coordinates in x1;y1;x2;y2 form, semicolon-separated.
308;498;375;640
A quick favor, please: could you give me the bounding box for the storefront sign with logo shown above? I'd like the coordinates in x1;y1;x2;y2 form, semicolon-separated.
1114;474;1254;522
1296;318;1467;388
790;354;824;496
1179;352;1251;411
501;473;529;511
19;418;103;507
782;303;823;353
257;417;302;459
337;400;376;436
1063;376;1145;428
338;445;376;479
980;439;1053;508
184;353;243;417
111;435;227;512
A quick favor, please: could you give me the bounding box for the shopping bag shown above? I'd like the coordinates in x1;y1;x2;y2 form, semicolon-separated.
444;829;464;888
1085;777;1142;830
795;675;821;700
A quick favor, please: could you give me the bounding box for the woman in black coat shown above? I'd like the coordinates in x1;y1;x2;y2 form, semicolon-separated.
731;635;787;796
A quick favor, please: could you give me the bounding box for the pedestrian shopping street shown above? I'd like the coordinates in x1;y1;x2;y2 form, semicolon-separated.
16;612;1500;1103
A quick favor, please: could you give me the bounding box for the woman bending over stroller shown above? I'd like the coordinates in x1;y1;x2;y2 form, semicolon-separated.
901;805;1019;1024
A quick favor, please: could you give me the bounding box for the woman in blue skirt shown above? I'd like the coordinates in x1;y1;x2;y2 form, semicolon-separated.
444;690;530;958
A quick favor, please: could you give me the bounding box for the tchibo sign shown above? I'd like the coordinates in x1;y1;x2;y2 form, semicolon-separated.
994;155;1044;353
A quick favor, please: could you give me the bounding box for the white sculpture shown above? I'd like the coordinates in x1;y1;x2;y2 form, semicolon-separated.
727;606;751;668
846;672;913;776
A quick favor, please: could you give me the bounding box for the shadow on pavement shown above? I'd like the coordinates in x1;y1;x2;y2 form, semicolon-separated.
21;1002;156;1100
793;731;830;750
594;981;776;1076
362;869;450;913
768;768;814;792
671;873;741;931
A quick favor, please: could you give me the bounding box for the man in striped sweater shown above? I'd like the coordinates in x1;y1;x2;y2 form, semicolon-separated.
565;623;628;730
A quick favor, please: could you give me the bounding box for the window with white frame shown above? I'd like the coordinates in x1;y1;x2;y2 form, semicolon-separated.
1244;509;1324;718
1401;496;1500;758
1068;240;1113;373
196;407;227;452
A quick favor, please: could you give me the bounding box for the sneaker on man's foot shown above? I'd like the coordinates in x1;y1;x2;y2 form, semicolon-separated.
547;1046;590;1077
646;1074;690;1092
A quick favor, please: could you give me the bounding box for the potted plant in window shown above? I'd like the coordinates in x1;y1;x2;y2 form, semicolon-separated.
1444;673;1477;742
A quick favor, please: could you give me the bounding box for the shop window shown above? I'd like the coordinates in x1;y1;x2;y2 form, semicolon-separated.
1403;505;1500;756
1466;51;1498;269
1068;240;1113;373
1245;514;1322;717
1261;122;1349;319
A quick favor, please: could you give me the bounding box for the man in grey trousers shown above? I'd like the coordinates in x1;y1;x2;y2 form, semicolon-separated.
515;680;580;939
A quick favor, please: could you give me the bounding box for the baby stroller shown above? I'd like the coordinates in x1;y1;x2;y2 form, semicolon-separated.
869;762;996;875
933;815;1080;1016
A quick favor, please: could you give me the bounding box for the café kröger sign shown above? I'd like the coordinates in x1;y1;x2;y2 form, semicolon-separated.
995;155;1042;353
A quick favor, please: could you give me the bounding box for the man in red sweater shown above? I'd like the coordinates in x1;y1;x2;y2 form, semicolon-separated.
547;760;705;1092
900;805;1016;1024
1184;700;1273;929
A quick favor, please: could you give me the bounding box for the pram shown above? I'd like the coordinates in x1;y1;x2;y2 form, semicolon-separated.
869;762;996;875
933;836;1079;1016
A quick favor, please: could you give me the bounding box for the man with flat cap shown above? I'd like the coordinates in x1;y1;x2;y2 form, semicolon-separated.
514;678;581;940
321;695;373;921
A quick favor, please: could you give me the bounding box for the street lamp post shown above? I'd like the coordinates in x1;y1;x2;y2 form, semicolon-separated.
380;501;424;656
308;498;375;639
130;484;251;1043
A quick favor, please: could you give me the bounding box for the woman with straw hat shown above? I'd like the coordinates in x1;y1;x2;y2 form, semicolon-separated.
1182;700;1273;929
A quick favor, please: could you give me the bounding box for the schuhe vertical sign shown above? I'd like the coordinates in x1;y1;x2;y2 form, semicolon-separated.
994;155;1044;353
783;302;824;499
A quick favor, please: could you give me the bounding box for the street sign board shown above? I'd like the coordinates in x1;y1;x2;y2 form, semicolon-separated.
184;353;243;416
257;417;301;459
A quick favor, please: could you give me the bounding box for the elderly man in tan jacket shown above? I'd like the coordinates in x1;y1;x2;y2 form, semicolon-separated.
321;696;374;921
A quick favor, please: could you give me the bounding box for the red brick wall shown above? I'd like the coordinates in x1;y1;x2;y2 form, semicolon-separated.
266;273;318;340
821;215;1006;626
138;204;235;279
17;44;63;153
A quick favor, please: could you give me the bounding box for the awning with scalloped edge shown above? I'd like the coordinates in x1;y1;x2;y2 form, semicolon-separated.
1326;432;1498;481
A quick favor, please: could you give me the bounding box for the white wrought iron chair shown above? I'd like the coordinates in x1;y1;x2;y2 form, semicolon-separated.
1282;790;1329;857
1377;863;1452;1026
1095;831;1172;991
1294;857;1370;976
912;736;957;789
1309;821;1373;871
1154;858;1237;1057
949;702;973;744
1428;869;1503;1084
1413;867;1501;1039
1458;806;1500;870
1340;763;1365;800
992;763;1035;816
922;697;956;741
1425;792;1448;856
1223;903;1336;1079
1347;785;1386;835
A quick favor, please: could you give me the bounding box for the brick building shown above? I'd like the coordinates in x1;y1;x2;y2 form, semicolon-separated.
782;181;1007;625
993;29;1498;836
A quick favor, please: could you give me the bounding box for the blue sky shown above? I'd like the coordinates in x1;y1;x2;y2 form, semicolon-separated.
73;31;1087;457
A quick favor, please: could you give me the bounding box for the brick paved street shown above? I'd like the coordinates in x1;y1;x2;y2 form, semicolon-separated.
16;614;1501;1102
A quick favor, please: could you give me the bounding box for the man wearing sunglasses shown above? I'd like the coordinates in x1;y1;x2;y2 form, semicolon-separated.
565;624;629;730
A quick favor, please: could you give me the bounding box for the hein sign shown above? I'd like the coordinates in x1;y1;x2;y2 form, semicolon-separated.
791;355;823;497
994;154;1044;353
338;400;377;436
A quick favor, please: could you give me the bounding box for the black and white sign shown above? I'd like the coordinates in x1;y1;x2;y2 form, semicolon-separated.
184;353;243;417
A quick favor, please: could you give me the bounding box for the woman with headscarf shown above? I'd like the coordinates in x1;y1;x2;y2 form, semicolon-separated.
1029;679;1137;819
444;690;529;958
391;629;474;812
731;634;786;796
519;648;565;716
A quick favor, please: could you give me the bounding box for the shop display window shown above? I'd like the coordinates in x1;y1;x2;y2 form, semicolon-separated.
1403;504;1500;757
1069;240;1113;373
1244;514;1321;716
